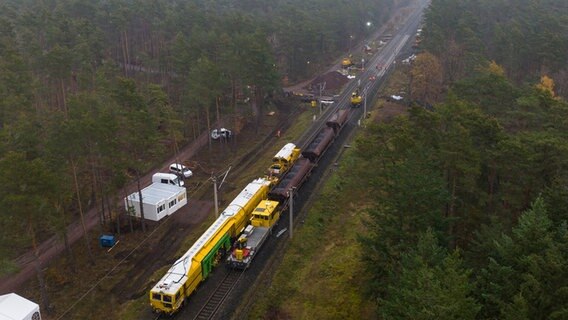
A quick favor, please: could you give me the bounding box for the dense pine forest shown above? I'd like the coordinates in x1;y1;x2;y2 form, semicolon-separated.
2;0;567;318
0;0;398;275
354;0;568;318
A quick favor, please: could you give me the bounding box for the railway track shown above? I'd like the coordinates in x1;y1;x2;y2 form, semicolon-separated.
168;8;424;320
192;269;244;320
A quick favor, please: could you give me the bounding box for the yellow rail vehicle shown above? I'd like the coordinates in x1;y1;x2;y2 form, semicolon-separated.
149;178;271;314
227;200;281;269
351;89;362;108
341;57;353;69
267;143;301;179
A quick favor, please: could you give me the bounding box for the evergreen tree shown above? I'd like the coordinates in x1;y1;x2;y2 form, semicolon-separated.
476;197;568;319
378;231;480;319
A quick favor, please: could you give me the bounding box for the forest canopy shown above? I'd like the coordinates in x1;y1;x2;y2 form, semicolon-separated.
0;0;397;272
356;0;568;318
422;0;568;97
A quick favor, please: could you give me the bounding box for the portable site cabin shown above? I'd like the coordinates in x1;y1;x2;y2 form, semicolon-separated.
0;293;41;320
125;183;187;221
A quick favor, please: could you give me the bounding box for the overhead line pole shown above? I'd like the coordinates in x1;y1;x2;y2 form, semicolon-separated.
213;174;219;218
289;187;295;239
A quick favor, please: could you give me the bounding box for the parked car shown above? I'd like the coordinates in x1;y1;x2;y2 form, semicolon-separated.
169;163;193;178
152;173;184;187
320;96;335;105
211;128;232;140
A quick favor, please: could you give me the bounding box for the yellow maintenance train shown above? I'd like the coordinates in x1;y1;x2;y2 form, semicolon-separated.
149;143;300;315
149;109;352;314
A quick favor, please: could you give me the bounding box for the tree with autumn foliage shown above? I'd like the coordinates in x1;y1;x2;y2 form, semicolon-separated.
410;52;444;104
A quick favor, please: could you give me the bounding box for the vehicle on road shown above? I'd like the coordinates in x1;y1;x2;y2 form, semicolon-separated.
320;96;336;106
211;128;232;140
152;173;184;187
169;163;193;178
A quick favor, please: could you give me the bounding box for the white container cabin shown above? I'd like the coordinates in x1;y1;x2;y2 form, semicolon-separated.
125;183;187;221
0;293;41;320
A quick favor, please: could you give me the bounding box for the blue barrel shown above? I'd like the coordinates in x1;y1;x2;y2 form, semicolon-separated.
99;234;116;247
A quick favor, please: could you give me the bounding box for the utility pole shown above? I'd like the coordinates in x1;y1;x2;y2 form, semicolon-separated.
363;83;371;124
212;174;219;218
289;187;295;239
363;94;367;123
317;82;326;115
210;166;231;218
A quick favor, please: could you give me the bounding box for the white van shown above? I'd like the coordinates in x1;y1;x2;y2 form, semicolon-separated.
169;163;193;178
152;173;184;187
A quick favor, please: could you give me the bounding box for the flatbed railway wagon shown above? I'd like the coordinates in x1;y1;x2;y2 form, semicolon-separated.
149;178;271;315
226;200;280;269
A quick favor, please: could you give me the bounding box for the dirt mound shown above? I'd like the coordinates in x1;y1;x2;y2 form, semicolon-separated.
307;71;349;94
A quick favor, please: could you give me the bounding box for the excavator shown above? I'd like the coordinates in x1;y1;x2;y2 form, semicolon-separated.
341;56;353;69
351;88;362;107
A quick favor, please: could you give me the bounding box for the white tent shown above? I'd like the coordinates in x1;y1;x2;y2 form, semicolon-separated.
0;293;41;320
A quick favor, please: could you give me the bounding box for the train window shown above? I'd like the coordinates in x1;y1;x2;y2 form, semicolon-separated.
152;293;161;300
175;291;181;301
163;295;172;302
